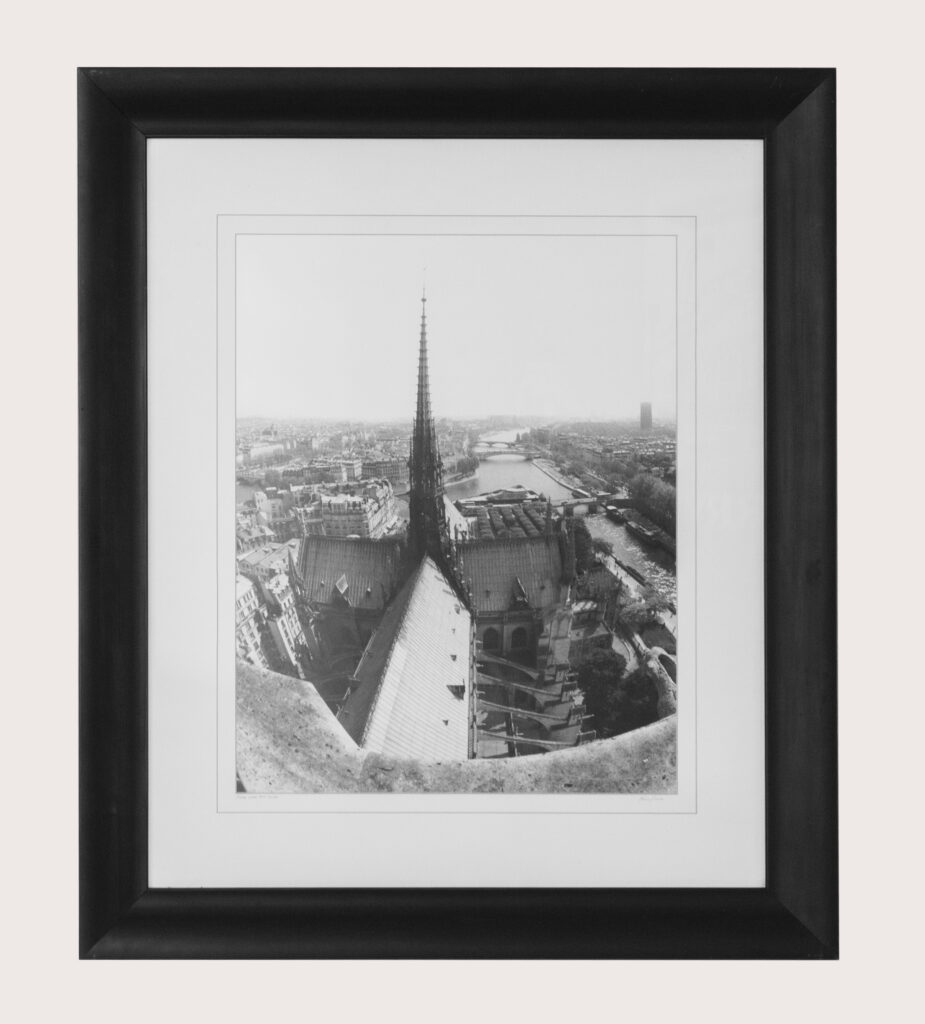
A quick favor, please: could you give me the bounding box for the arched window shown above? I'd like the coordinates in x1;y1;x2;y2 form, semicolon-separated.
483;627;501;651
511;626;529;649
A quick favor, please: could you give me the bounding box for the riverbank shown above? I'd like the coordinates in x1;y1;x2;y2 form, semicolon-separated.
444;469;477;486
533;458;586;497
585;514;676;606
601;554;677;650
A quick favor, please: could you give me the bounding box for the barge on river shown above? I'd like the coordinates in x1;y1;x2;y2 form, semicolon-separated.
624;516;677;558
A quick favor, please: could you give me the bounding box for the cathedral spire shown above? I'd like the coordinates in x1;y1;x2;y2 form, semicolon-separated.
416;289;432;429
408;289;447;564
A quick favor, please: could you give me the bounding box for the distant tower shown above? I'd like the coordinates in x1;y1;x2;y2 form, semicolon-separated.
408;290;448;563
640;402;653;432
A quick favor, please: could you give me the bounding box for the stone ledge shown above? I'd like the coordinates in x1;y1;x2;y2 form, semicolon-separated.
237;662;677;794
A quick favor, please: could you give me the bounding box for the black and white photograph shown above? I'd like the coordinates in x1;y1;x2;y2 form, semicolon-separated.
232;219;683;794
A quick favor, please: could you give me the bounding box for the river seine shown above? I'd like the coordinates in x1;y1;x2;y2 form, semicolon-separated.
446;454;574;503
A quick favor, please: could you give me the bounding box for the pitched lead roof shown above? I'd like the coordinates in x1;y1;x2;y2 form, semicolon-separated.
297;535;404;610
337;556;472;761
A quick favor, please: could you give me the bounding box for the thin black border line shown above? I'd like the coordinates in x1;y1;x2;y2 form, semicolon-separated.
225;225;688;810
231;232;684;238
692;219;698;817
216;206;221;810
215;213;700;219
215;216;699;813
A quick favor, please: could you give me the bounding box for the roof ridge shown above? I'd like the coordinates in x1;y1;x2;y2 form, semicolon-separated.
459;534;555;549
356;558;429;745
304;534;401;548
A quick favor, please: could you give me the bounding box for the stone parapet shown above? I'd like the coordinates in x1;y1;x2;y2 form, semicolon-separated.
237;662;677;795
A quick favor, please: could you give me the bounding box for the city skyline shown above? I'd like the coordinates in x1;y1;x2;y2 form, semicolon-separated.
236;411;675;427
236;232;677;421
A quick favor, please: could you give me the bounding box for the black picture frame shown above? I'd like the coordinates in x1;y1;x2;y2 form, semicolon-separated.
79;68;837;959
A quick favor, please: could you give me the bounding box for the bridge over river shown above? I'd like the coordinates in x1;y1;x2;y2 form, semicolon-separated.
472;439;540;460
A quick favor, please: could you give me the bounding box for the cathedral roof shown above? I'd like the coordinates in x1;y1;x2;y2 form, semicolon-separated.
458;535;568;614
297;535;404;610
337;556;472;760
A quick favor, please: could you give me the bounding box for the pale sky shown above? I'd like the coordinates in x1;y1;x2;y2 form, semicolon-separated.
236;232;677;422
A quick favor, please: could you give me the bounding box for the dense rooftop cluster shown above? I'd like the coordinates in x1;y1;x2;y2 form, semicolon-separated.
462;499;551;541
